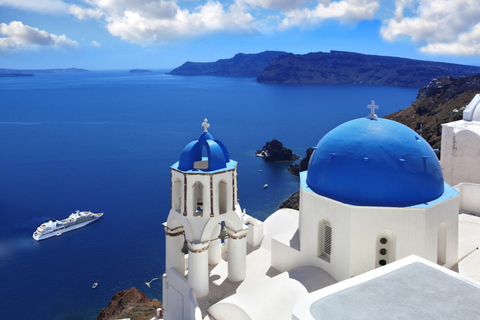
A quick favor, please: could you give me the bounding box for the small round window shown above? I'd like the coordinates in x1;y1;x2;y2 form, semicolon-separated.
379;259;387;266
379;248;387;255
380;237;387;244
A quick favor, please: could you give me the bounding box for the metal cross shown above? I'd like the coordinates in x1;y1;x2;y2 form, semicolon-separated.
367;100;379;119
202;118;210;132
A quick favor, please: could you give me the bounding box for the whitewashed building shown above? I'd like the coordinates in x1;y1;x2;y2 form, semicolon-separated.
161;99;480;319
441;93;480;187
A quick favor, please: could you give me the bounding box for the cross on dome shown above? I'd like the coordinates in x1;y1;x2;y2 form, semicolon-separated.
367;100;379;120
202;118;210;133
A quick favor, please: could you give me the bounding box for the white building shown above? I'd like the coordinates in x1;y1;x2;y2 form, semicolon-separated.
162;100;480;319
441;93;480;187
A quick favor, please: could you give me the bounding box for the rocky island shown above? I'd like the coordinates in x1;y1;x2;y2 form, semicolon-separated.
168;50;480;87
257;51;480;87
97;287;162;320
167;51;288;77
256;139;299;162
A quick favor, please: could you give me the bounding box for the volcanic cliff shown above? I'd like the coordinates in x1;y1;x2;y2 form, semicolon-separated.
257;51;480;87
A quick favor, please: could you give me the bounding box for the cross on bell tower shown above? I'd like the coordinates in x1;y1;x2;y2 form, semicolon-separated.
367;100;379;120
202;118;210;132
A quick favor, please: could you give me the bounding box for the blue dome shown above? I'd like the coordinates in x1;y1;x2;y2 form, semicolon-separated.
306;118;444;206
178;132;230;171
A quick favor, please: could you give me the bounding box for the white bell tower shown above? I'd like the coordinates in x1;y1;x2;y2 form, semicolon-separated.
163;119;248;319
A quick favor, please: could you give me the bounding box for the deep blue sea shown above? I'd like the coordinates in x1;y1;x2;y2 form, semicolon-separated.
0;70;419;319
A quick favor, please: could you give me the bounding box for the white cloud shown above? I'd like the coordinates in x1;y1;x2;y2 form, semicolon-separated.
69;4;103;20
0;0;69;13
0;21;79;53
241;0;309;11
90;40;103;47
381;0;480;55
100;0;255;44
0;0;383;45
279;0;380;30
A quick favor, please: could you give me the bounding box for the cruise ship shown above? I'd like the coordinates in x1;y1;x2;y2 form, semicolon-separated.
33;211;103;241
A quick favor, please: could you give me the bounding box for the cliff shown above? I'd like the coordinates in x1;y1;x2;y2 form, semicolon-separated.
257;51;480;87
256;139;299;162
280;191;300;210
287;147;314;176
97;287;162;320
385;74;480;151
167;51;288;77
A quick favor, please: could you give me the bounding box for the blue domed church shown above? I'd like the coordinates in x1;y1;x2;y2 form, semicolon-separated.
161;106;480;320
271;106;460;282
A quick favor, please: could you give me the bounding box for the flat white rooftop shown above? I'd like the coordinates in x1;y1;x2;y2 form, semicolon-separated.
294;256;480;320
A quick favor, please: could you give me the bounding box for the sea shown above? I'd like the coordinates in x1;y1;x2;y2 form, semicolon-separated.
0;70;419;319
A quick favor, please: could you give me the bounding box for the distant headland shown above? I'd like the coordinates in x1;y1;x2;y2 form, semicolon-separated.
130;69;152;73
0;68;89;77
168;50;480;88
167;51;288;77
0;73;34;77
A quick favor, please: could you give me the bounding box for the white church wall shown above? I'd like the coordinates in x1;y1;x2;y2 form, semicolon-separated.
424;196;459;268
455;183;480;215
298;189;352;281
347;193;459;276
349;206;427;277
271;178;460;284
441;121;480;186
271;228;302;272
244;214;264;248
163;267;200;320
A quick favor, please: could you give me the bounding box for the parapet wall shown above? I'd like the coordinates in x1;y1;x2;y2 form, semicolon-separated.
455;183;480;215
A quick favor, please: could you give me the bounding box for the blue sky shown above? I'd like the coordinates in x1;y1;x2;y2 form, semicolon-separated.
1;0;480;70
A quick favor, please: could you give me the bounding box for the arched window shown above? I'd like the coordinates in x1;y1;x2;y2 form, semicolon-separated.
173;178;182;213
437;222;447;265
376;230;395;268
219;180;228;214
192;181;204;217
319;220;332;262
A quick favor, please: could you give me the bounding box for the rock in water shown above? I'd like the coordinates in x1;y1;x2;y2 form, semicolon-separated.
97;287;162;320
280;191;300;210
288;147;314;176
256;139;299;162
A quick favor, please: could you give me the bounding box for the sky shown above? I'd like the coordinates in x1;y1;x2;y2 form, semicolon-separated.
1;0;480;70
